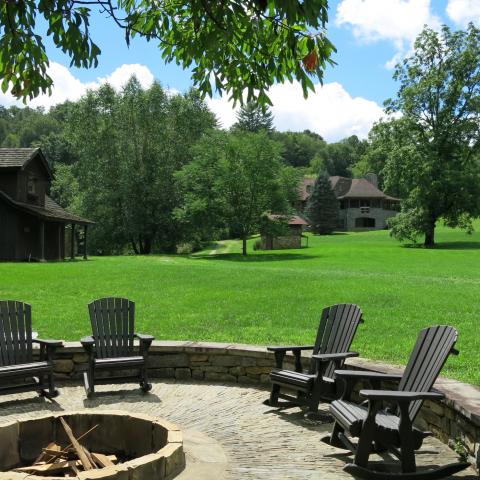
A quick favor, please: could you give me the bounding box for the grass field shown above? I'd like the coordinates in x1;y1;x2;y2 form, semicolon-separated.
1;224;479;385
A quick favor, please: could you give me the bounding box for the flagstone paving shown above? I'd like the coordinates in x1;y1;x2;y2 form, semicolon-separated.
0;380;476;479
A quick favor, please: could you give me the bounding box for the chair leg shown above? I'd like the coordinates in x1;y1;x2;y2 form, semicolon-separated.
268;384;280;406
326;421;347;449
140;365;152;393
84;363;95;398
45;371;59;398
398;404;416;473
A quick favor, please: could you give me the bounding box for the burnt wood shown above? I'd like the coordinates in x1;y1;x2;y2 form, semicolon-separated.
326;325;470;479
265;304;363;416
0;300;62;398
81;297;154;398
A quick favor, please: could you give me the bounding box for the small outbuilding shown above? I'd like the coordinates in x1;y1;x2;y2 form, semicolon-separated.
261;215;309;250
0;148;94;261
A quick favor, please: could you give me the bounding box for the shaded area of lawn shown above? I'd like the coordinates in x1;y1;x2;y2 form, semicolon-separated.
1;224;479;385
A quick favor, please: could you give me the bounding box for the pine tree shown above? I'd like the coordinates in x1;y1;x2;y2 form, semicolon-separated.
233;102;274;133
305;171;339;234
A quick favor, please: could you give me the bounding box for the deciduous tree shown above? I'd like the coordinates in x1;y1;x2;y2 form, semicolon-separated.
176;131;299;255
381;24;480;246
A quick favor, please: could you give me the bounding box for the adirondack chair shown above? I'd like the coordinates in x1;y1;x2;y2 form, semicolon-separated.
325;325;470;480
265;304;363;415
0;301;62;399
81;298;154;397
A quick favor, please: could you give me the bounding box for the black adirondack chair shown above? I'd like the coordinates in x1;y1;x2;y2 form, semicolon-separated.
81;298;154;397
325;325;470;480
265;304;363;415
0;300;62;399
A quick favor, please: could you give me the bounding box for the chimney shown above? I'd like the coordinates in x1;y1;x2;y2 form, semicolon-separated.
364;172;378;187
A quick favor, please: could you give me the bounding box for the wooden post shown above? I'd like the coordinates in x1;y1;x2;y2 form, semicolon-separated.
58;224;62;260
39;221;45;261
83;225;88;260
71;224;75;260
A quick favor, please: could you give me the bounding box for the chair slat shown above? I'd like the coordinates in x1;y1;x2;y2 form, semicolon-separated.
0;302;10;366
399;325;458;420
88;298;136;359
0;301;34;366
309;304;363;379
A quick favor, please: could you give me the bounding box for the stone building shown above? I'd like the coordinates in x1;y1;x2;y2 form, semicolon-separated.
260;215;308;250
300;173;400;231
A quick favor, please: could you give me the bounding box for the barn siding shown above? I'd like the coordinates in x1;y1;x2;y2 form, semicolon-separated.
0;172;18;199
0;201;17;260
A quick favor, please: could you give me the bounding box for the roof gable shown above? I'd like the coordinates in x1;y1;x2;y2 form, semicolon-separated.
300;175;400;201
0;148;52;179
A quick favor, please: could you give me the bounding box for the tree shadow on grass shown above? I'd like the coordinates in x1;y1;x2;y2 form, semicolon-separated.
401;241;480;250
191;252;320;262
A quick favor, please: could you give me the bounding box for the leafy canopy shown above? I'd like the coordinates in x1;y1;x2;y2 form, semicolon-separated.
0;0;335;105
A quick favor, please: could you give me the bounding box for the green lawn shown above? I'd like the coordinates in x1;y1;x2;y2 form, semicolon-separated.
1;224;480;385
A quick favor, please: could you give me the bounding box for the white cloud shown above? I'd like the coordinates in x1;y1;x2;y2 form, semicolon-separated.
0;62;155;110
96;64;154;91
207;81;385;142
446;0;480;26
335;0;440;67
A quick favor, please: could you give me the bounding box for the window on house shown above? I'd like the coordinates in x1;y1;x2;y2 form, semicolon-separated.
355;217;376;228
27;176;36;196
340;200;346;209
349;199;360;208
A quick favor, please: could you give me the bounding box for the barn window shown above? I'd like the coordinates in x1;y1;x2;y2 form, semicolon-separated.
27;176;36;195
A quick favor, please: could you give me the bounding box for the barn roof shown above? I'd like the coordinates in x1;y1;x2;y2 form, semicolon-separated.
268;214;309;226
0;148;52;179
0;191;94;225
300;176;399;202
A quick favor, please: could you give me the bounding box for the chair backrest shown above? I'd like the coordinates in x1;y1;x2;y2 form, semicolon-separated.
310;304;363;378
0;300;33;366
88;298;135;359
399;325;458;421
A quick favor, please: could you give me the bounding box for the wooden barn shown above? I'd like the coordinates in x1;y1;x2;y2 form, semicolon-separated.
0;148;93;261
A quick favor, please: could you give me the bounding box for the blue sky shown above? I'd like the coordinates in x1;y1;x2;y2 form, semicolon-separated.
1;0;479;141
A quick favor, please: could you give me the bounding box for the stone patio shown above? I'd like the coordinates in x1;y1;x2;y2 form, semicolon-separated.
0;380;477;480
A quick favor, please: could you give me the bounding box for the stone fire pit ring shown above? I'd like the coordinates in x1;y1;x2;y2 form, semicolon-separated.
0;411;185;479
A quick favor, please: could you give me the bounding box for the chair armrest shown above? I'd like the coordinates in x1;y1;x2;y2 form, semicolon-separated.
359;389;444;402
334;370;403;382
135;333;154;357
33;338;63;348
267;345;315;353
312;352;359;362
81;336;95;352
135;333;155;342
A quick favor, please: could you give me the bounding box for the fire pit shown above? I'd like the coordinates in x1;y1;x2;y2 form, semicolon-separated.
0;411;185;479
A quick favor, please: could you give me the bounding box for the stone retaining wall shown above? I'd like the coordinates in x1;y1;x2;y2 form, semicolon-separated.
40;340;480;471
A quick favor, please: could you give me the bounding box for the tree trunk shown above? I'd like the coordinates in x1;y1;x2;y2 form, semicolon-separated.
424;225;435;247
242;237;247;256
143;237;152;254
131;239;139;255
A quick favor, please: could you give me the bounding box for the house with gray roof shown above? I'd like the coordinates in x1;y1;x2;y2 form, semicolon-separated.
300;173;400;231
0;148;93;261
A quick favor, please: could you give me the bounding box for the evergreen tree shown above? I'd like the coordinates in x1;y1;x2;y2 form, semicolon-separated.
233;102;274;133
305;171;339;234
